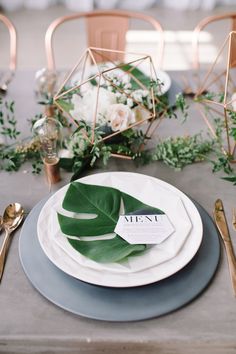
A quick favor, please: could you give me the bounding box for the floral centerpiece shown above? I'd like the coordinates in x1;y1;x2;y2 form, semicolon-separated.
50;47;182;178
1;48;215;181
54;48;166;145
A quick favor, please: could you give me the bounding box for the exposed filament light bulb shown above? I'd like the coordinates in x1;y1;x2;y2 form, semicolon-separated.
33;116;62;184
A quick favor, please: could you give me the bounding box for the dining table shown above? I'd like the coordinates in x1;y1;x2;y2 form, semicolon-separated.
0;69;236;354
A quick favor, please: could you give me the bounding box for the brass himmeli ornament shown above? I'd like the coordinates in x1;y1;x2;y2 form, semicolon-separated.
194;31;236;160
53;47;168;159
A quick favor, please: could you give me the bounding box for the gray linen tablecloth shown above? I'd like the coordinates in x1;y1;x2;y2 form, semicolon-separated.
0;71;236;354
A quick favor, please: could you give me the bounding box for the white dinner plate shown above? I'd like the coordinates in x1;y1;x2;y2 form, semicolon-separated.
43;176;192;274
37;172;203;288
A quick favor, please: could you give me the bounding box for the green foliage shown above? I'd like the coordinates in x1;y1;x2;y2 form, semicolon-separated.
222;174;236;185
228;110;236;141
109;129;147;158
152;135;213;170
58;181;163;263
56;100;73;117
4;83;234;186
32;159;43;174
0;98;42;173
0;93;213;180
0;147;24;171
0;140;42;174
0;99;20;140
175;93;189;121
210;153;233;175
214;118;225;141
196;91;224;103
63;120;113;180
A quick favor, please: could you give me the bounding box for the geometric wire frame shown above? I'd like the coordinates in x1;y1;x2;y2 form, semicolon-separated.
195;31;236;161
54;47;168;158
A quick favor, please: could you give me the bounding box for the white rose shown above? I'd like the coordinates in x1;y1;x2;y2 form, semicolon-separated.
70;90;94;124
70;87;116;125
107;104;135;132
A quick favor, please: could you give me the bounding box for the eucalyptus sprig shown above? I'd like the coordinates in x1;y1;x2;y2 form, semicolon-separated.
152;134;214;170
0;98;20;141
0;98;42;173
228;110;236;141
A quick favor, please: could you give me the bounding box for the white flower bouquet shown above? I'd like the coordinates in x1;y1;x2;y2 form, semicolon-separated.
55;53;167;145
69;71;154;135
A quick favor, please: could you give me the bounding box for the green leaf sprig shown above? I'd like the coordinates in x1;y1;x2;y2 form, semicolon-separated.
152;134;213;170
0;99;20;140
0;98;42;173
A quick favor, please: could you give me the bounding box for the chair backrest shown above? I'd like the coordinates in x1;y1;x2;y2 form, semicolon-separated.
0;14;17;71
45;10;164;70
192;13;236;70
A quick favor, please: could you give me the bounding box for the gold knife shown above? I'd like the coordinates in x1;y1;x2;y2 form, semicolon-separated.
213;199;236;296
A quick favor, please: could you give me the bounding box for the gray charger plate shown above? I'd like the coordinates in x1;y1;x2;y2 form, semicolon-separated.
19;197;220;322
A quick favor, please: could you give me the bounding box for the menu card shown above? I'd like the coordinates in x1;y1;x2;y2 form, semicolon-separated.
115;213;175;244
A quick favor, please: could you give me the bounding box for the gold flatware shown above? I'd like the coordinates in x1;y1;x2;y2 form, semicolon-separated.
0;203;24;282
213;199;236;296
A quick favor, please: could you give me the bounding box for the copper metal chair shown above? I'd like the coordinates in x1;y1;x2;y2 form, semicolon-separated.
192;13;236;70
45;10;164;70
0;13;17;71
0;14;17;93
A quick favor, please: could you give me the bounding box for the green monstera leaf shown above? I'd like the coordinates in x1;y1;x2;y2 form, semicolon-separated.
57;181;164;263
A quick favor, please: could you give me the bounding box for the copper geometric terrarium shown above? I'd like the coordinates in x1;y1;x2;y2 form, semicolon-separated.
54;47;170;158
195;31;236;160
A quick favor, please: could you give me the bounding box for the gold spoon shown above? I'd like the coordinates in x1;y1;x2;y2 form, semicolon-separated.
0;203;24;281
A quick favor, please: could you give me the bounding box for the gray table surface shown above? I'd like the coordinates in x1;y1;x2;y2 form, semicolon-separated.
0;71;236;354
